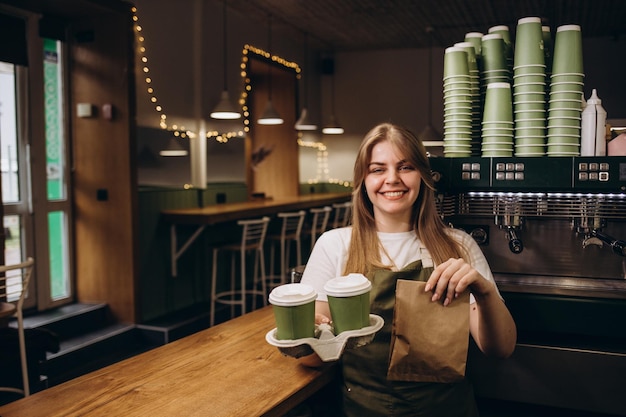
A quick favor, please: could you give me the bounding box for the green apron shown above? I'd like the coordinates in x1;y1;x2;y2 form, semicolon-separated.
340;259;479;417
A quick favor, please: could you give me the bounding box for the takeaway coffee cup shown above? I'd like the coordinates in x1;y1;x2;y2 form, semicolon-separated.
268;283;317;340
323;273;372;334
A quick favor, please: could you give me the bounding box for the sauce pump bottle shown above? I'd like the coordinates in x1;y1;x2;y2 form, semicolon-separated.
581;89;607;156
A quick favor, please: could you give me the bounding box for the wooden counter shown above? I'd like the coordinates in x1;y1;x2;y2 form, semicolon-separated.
0;307;336;417
161;192;352;226
163;192;352;276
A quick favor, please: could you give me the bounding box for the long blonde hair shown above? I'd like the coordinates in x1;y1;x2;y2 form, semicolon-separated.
343;123;467;275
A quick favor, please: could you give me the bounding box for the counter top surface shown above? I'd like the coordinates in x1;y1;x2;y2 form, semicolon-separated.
161;192;352;225
0;307;335;417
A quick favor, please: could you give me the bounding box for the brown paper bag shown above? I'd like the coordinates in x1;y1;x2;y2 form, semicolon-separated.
387;279;470;382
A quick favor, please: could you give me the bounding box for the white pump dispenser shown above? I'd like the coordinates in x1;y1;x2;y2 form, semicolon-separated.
580;89;607;156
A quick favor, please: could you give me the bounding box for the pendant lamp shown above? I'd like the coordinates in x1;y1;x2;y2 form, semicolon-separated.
210;0;241;120
159;137;188;156
257;15;284;125
295;33;317;131
418;26;442;143
322;52;343;135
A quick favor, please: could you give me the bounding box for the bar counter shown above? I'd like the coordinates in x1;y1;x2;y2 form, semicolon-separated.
0;307;336;417
161;192;352;225
162;192;352;276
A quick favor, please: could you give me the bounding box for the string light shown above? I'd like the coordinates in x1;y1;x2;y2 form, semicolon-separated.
240;44;298;134
132;9;351;188
132;6;244;142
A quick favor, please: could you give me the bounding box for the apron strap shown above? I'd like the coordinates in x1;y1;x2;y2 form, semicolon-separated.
419;245;434;269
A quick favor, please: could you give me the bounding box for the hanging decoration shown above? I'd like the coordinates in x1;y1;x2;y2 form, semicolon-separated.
132;6;243;143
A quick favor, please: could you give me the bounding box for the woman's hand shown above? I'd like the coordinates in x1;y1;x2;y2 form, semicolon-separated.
424;258;495;306
425;258;517;357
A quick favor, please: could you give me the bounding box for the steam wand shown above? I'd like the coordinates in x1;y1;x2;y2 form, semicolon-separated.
590;230;626;257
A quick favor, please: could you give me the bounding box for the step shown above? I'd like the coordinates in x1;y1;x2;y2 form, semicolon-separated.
137;303;212;345
22;303;109;340
42;323;156;386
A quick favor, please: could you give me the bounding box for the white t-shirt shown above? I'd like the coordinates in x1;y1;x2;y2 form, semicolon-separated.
301;226;500;303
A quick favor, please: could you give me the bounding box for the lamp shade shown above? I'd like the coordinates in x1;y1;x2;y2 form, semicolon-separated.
322;114;344;134
257;100;284;125
159;137;188;156
210;90;241;119
295;108;317;130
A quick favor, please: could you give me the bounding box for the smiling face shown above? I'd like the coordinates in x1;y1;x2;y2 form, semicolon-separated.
364;140;422;232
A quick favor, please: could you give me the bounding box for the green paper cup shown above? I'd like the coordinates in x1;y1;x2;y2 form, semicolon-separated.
483;82;513;123
514;17;545;66
550;74;584;83
481;33;507;72
444;47;469;79
454;41;479;72
464;32;484;55
549;91;584;100
482;150;513;157
269;283;317;340
543;26;553;72
548;99;582;110
552;25;583;75
514;64;546;76
549;82;584;93
516;137;546;146
324;274;372;334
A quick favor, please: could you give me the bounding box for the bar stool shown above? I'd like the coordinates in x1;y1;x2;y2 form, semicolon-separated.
266;211;306;290
303;206;331;256
0;257;35;397
331;201;352;229
210;217;269;326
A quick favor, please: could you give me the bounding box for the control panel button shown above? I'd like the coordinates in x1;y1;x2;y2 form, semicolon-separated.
461;172;471;180
579;162;588;171
496;172;505;180
599;163;609;171
471;163;481;171
462;163;471;171
589;162;599;171
505;172;514;180
599;172;609;182
496;162;505;171
579;172;588;181
589;172;599;181
515;163;525;171
471;172;481;180
515;172;524;180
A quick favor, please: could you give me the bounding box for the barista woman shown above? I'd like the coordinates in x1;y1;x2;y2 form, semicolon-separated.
300;123;516;416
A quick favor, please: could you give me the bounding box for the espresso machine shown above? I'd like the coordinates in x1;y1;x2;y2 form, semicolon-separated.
429;156;626;415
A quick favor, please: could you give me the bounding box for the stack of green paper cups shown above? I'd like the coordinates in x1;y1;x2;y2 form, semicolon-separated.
480;33;510;101
454;41;482;155
547;24;584;156
482;82;514;157
443;46;473;157
488;25;514;79
513;17;547;156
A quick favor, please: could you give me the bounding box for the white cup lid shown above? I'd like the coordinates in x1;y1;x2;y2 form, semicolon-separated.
323;274;372;297
269;283;317;307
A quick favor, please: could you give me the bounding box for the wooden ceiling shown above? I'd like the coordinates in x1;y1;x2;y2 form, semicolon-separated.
227;0;626;51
